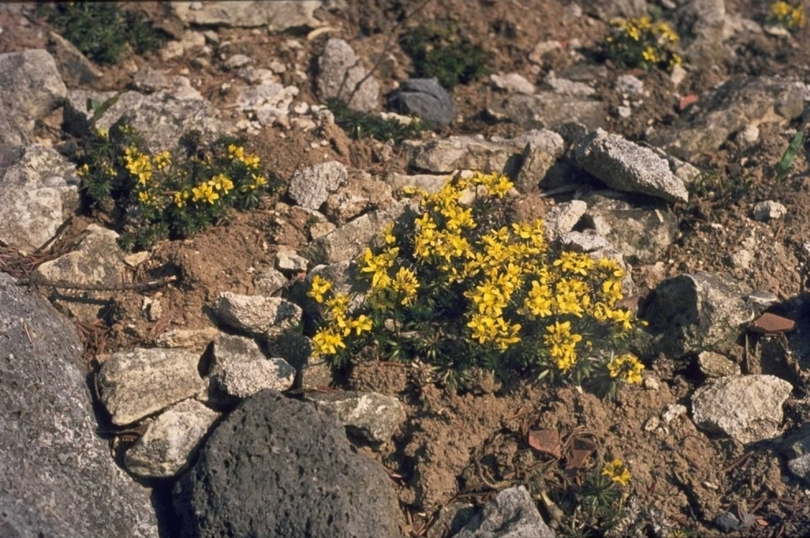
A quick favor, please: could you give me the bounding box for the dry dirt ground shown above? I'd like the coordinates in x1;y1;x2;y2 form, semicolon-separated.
3;1;810;536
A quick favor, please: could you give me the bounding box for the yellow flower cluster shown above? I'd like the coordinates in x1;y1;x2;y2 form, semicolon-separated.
124;146;153;186
307;275;374;357
602;459;631;486
607;17;682;72
228;144;261;169
307;172;643;384
607;353;644;384
191;174;234;204
769;1;805;30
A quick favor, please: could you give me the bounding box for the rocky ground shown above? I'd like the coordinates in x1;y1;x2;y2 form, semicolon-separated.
2;1;810;537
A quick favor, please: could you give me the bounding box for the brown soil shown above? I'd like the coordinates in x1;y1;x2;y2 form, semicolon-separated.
5;0;810;536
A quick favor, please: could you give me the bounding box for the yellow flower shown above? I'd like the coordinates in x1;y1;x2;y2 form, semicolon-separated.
642;46;659;63
77;163;90;177
173;190;190;208
124;146;153;185
307;275;332;304
347;314;373;335
607;353;644;384
192;182;219;204
312;327;346;356
138;191;151;204
211;173;234;194
602;459;631;486
391;266;419;305
153;150;171;171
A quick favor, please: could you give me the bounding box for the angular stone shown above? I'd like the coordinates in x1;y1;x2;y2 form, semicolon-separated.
288;161;348;211
252;267;287;295
750;313;796;335
453;486;556;538
560;230;612;252
124;399;220;478
47;31;103;87
324;172;395;225
154;327;219;352
0;145;79;252
303;200;415;265
386;173;449;195
389;78;456;129
752;200;787;221
575;129;688;203
491;72;536;95
406;135;513;174
582;191;678;264
275;250;308;273
580;0;646;21
676;0;726;67
697;351;741;378
309;391;406;444
0;273;159;538
543;200;587;242
643;272;760;359
546;76;596;97
212;292;302;337
173;390;403;538
98;348;205;426
0;49;67;145
33;224;127;287
692;375;792;444
513;129;566;193
211;334;265;373
486;92;607;131
217;358;296;398
172;1;322;32
317;38;379;112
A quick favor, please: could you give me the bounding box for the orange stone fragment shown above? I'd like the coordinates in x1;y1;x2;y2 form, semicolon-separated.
750;313;796;335
528;429;561;459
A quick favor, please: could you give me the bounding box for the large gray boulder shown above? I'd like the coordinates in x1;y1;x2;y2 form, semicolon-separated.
0;144;79;252
173;390;403;538
575;129;688;204
486;92;607;131
0;49;67;145
0;273;159;538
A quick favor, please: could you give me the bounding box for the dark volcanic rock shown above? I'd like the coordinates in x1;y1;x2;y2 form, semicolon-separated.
389;78;456;128
173;389;403;538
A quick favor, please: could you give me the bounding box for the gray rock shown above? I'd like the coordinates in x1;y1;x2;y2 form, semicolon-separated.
560;230;613;252
406;135;512;174
649;77;810;159
308;391;406;444
324;172;395;225
0;273;158;538
576;129;688;203
543;201;588;242
582;191;678;264
288;161;348;210
47;31;103;87
172;1;322;32
211;334;265;374
235;82;299;126
0;144;79;252
317;38;380;112
784;426;810;484
697;351;741;378
304;200;415;265
691;375;792;444
676;0;726;67
173;390;403;538
643;272;760;359
275;250;308;273
753;200;787;221
386;173;450;194
452;485;555;538
545;77;596;97
616;74;645;97
0;49;67;145
153;327;219;353
97;348;205;426
487;92;607;131
253;267;288;295
389;78;456;128
491;73;536;95
212;292;302;337
513;129;566;193
580;0;647;21
217;358;296;398
124;399;220;478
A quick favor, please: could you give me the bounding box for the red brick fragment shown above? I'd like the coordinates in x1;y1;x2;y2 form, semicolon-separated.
528;429;561;459
750;312;796;335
